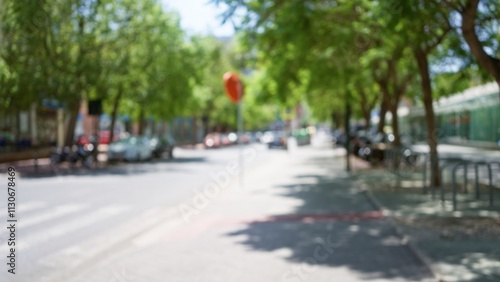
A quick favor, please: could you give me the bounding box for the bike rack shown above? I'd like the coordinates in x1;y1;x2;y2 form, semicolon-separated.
451;160;495;210
422;154;463;199
414;151;498;211
439;158;466;203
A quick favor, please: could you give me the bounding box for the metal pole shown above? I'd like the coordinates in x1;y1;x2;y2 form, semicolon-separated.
238;82;244;190
451;162;465;211
475;163;480;200
440;164;445;204
487;163;493;207
422;154;427;194
463;163;468;194
452;163;459;211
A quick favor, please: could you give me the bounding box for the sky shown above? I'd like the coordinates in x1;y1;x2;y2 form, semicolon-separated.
161;0;235;37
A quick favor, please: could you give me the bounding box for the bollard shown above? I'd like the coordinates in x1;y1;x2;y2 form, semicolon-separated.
487;163;493;207
451;161;465;211
422;154;428;194
475;164;480;200
463;163;468;194
451;163;458;211
440;160;460;204
472;161;494;207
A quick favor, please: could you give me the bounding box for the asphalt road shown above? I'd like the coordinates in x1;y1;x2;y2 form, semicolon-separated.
0;144;275;282
0;138;435;282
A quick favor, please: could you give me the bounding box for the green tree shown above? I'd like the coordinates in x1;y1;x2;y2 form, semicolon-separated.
455;0;500;92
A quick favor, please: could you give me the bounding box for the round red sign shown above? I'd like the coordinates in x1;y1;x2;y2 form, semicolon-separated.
223;72;243;103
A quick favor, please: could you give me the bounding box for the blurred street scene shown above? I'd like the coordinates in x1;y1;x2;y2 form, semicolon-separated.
1;0;500;281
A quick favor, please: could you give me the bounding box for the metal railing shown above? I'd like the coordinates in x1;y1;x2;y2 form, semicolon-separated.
420;154;499;210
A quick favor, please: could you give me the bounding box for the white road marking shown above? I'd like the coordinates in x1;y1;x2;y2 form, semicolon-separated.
35;207;181;281
18;201;48;213
18;205;129;250
20;204;87;228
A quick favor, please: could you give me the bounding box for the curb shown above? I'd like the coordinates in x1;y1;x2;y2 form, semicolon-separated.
359;185;444;282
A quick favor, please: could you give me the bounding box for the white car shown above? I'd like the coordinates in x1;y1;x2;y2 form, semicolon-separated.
108;136;152;162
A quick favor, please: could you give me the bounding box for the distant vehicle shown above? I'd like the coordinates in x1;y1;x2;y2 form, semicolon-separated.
354;132;415;164
50;144;95;169
149;136;174;159
108;136;152;162
98;130;119;144
240;132;251;144
260;131;275;145
227;132;238;144
291;128;311;146
349;130;372;158
331;130;346;146
246;132;258;143
227;132;250;145
220;133;231;146
265;131;287;149
204;133;222;148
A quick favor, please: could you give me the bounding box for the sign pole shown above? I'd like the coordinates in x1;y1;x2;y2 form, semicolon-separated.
223;72;245;189
238;82;244;190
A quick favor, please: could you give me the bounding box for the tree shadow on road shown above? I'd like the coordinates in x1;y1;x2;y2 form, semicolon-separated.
225;152;434;281
4;156;207;179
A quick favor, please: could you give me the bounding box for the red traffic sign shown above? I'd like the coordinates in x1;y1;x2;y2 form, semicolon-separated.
223;72;244;103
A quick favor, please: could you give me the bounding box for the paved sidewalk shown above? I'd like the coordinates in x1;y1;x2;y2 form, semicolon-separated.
67;145;434;282
354;166;500;281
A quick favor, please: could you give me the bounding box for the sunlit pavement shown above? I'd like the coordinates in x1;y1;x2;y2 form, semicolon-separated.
0;138;436;282
412;143;500;160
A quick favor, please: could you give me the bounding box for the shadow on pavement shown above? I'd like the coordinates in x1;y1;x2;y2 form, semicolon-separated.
227;220;429;281
2;156;207;179
225;151;433;281
353;165;500;281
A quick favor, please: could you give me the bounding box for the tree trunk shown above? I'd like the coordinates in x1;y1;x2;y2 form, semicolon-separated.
331;111;342;130
64;101;80;146
378;94;388;133
389;100;401;147
387;59;403;147
461;0;500;93
357;87;371;129
415;49;440;187
192;118;197;145
109;87;123;144
138;109;145;136
363;109;371;129
344;100;351;172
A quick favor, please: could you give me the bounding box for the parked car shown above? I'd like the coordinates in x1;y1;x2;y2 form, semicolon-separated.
260;131;275;145
149;136;174;159
108;136;152;162
204;133;222;148
265;131;288;149
349;130;372;158
240;132;251;144
357;133;415;164
99;130;120;144
227;132;250;145
331;130;346;146
291;128;311;146
220;133;231;146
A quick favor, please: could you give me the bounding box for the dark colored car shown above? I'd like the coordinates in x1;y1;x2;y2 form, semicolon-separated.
266;131;288;149
331;130;346;146
149;136;174;159
359;133;415;164
349;130;372;158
